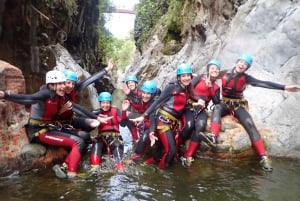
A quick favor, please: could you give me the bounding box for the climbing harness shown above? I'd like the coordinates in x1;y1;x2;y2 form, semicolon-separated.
157;109;182;133
27;118;63;136
97;131;123;156
221;97;249;116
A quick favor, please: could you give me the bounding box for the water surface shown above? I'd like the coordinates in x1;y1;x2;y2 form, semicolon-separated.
1;128;299;201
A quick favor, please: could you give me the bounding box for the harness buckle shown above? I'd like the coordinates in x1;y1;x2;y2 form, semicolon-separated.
159;115;170;124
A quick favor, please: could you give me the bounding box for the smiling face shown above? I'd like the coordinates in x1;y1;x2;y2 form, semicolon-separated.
100;101;111;111
234;60;249;74
178;73;192;87
207;64;220;79
65;80;75;94
141;91;152;103
127;81;137;91
49;82;66;96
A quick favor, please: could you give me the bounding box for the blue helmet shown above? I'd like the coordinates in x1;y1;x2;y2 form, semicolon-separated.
176;64;193;75
98;92;112;102
237;54;253;67
207;59;221;69
125;75;138;84
141;80;157;94
63;70;78;82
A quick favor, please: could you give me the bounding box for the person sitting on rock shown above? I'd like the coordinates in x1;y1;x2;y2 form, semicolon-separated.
0;70;103;179
89;92;130;175
206;54;300;172
125;80;161;161
57;59;114;139
130;64;194;169
180;59;221;168
121;75;142;142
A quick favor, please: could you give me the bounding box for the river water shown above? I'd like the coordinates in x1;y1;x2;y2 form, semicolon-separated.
1;126;300;201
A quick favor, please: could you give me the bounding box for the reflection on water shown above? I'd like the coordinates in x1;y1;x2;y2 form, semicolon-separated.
1;127;300;201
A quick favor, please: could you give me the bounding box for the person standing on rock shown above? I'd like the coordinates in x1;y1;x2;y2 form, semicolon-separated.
130;64;194;169
205;54;300;172
0;70;102;179
180;59;221;168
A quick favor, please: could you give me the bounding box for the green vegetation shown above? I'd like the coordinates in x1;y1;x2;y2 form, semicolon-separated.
161;0;183;43
134;0;170;50
43;0;136;72
105;36;136;72
134;0;184;51
96;1;135;72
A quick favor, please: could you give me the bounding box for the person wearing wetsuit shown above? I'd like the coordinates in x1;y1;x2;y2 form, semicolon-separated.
89;92;130;175
130;64;194;169
180;60;221;168
121;75;142;142
0;70;94;179
126;80;160;161
207;54;300;172
58;59;114;134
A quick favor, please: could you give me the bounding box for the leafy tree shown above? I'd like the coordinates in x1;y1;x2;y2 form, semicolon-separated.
134;0;170;51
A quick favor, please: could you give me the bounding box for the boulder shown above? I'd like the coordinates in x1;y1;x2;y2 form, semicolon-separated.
0;60;66;177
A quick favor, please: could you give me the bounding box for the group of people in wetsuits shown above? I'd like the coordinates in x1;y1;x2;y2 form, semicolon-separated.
1;54;300;179
126;54;300;172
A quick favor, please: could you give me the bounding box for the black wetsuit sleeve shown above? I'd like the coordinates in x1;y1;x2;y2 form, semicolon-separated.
72;103;98;119
92;109;102;116
148;112;157;133
246;74;285;90
76;69;107;91
4;88;51;104
142;83;174;117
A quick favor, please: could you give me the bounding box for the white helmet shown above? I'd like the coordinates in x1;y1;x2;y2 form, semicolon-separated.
45;70;66;84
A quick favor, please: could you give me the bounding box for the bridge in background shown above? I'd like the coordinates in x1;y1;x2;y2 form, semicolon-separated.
114;8;135;14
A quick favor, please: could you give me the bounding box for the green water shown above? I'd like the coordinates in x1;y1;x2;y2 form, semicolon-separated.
1;156;300;201
1;127;300;201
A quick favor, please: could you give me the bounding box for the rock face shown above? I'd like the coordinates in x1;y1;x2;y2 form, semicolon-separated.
127;0;300;159
0;61;67;177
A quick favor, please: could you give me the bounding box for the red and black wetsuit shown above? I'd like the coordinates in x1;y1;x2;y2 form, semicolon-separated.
59;69;109;127
141;81;190;169
181;74;220;158
127;90;161;156
210;68;285;157
58;69;110;141
90;106;126;165
120;89;143;142
4;87;86;173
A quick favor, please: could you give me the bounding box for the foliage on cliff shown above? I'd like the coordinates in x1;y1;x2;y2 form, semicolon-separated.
134;0;184;52
0;0;123;92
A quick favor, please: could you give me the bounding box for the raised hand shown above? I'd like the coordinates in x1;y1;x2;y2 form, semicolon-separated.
122;99;130;111
122;82;130;95
105;58;114;72
205;74;212;87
